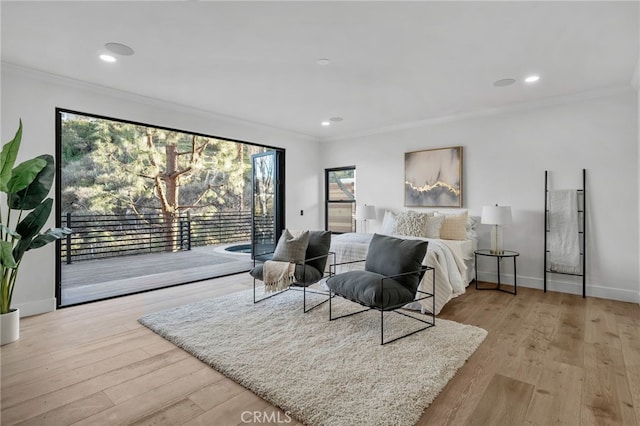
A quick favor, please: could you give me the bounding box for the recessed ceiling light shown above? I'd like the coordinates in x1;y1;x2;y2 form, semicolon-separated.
329;117;343;122
321;121;331;126
525;75;540;83
105;42;134;56
99;54;116;63
317;58;330;65
493;78;516;87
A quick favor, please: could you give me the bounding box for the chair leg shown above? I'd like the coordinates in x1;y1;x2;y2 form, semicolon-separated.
302;285;330;313
253;277;289;304
380;309;435;345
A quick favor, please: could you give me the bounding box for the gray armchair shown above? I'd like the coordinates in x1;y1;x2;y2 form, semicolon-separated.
250;230;334;313
326;233;435;345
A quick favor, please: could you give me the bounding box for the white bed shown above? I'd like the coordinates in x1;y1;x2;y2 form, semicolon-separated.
331;211;477;315
327;232;476;315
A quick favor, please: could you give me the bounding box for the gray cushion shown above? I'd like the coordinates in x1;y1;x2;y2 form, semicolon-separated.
326;270;415;309
305;230;331;273
250;263;323;286
365;234;428;294
272;229;310;264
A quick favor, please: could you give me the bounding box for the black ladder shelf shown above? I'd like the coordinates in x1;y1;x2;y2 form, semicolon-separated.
544;169;586;297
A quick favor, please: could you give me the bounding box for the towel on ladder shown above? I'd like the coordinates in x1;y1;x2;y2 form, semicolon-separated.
263;260;296;293
549;189;581;274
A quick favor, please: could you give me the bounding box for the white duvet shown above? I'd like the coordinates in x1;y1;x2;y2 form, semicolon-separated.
327;233;468;315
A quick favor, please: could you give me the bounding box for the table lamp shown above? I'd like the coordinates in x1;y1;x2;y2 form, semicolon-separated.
355;204;376;233
481;205;512;255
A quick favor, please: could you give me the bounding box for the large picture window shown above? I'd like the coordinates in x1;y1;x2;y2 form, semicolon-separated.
56;109;284;306
325;166;356;233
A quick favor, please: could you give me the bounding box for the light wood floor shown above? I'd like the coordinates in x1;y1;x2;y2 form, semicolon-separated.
1;276;639;426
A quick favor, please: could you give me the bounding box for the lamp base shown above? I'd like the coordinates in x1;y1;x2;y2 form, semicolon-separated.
490;225;504;255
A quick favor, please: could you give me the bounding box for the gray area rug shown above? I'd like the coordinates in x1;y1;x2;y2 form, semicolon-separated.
139;289;487;426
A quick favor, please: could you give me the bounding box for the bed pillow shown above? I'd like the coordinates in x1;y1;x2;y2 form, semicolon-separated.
392;211;429;237
435;211;468;240
379;210;396;235
272;229;310;263
424;215;445;238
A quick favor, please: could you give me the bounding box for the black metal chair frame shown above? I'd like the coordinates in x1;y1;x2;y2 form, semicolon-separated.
253;251;336;313
328;259;435;345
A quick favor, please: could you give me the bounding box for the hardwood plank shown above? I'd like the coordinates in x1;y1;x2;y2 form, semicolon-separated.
581;342;637;425
468;373;535;426
523;359;583;425
129;398;205;426
183;390;271;426
71;367;221;425
2;329;158;388
546;293;587;368
13;392;114;426
618;320;640;422
103;356;219;405
2;349;188;425
188;379;247;411
2;349;151;409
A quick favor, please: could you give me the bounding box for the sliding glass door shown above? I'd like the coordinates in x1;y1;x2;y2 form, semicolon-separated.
251;150;285;257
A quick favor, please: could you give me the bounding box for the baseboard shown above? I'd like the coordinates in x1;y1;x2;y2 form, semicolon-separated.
476;271;640;304
14;298;57;317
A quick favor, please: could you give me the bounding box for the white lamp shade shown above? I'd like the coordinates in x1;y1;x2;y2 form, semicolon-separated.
355;205;376;220
481;205;512;225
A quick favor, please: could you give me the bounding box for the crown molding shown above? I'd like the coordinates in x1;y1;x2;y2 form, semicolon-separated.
322;85;635;143
1;61;318;143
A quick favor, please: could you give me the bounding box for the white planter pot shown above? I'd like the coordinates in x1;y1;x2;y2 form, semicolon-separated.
1;308;20;345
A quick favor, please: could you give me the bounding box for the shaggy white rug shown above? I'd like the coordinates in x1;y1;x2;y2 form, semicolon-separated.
139;289;487;426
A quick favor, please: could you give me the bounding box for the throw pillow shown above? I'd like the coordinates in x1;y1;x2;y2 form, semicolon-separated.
272;229;310;264
365;234;428;293
379;210;396;235
304;230;331;273
424;215;445;238
392;210;429;237
435;211;468;240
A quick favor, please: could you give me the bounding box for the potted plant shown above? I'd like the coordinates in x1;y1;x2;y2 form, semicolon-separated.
0;120;71;345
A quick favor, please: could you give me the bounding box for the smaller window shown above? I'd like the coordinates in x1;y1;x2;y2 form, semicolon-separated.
325;167;356;233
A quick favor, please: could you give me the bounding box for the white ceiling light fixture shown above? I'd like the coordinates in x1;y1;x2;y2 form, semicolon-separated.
99;54;116;63
321;121;331;126
105;42;135;56
316;58;330;66
524;75;540;83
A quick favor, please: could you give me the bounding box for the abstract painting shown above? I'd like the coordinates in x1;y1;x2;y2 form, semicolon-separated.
404;146;462;207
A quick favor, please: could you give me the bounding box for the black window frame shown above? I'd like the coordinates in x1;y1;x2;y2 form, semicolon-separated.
324;166;356;234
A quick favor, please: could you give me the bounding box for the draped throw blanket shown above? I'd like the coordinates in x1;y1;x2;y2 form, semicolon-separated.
263;260;296;293
549;189;581;274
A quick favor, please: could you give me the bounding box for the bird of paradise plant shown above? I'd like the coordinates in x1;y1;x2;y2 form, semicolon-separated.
0;121;71;314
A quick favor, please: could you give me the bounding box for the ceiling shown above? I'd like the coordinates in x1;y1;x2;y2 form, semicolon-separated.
2;1;638;141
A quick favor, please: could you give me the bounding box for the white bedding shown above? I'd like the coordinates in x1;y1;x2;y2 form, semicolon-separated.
327;233;474;315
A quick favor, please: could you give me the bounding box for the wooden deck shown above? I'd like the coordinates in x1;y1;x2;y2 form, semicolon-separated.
60;245;253;305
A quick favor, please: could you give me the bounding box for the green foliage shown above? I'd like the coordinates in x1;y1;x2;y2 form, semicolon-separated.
61;114;264;217
0;121;72;314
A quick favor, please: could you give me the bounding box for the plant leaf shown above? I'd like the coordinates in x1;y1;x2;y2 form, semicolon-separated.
7;158;47;194
13;198;54;263
0;241;17;268
10;155;55;210
28;227;72;251
0;120;22;192
1;225;20;240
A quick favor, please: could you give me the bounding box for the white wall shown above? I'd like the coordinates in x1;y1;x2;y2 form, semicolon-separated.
322;90;639;303
1;64;323;316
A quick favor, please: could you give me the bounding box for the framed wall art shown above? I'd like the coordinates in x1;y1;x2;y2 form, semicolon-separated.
404;146;462;207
